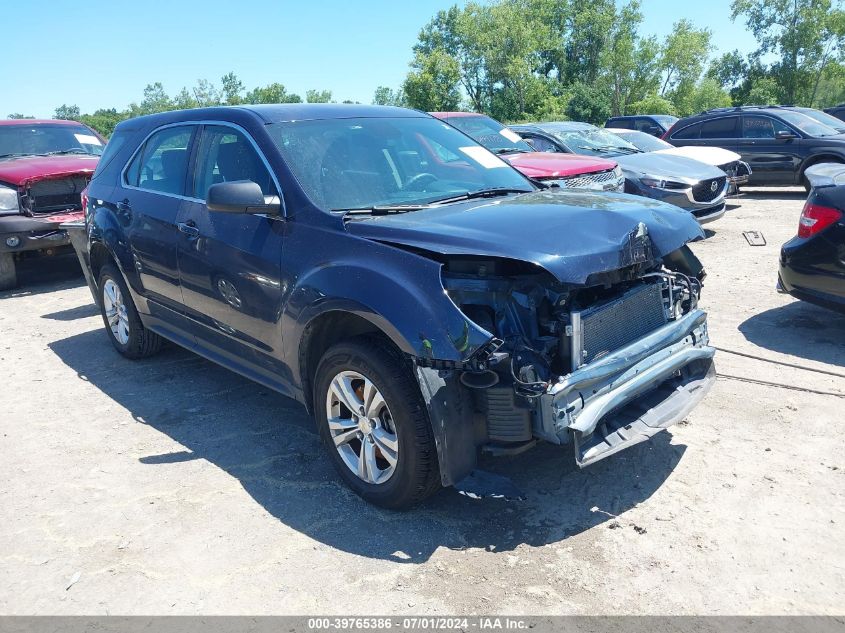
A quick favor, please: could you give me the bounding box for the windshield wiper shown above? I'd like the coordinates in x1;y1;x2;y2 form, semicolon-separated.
492;147;531;155
40;148;89;156
0;152;33;159
334;204;432;216
578;145;640;155
428;187;533;205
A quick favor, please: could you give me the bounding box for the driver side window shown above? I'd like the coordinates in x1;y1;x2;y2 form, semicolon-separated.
192;126;276;200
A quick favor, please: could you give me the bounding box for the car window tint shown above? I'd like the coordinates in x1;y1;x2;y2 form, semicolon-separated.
700;117;739;139
134;126;194;195
525;135;558;152
672;123;701;139
607;119;632;129
193;126;276;200
742;116;778;139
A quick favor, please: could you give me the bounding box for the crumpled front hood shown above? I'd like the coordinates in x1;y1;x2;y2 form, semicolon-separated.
504;152;617;178
346;190;704;285
615;152;726;182
0;155;98;186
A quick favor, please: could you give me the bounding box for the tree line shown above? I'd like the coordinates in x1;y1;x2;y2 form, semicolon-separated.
8;0;845;134
7;75;347;137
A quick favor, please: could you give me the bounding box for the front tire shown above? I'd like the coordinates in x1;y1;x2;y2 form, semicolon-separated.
0;252;16;291
97;264;163;359
313;338;441;509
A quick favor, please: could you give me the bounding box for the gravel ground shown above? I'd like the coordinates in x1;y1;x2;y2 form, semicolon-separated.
0;187;843;615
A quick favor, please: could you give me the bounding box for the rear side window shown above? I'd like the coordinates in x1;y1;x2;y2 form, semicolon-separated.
125;126;195;196
700;117;739;139
742;115;791;139
91;131;129;180
607;118;633;130
671;122;701;139
525;135;558;152
192;126;276;200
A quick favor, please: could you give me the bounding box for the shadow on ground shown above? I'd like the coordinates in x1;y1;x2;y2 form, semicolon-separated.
0;253;84;299
739;300;845;367
49;328;684;563
740;188;807;201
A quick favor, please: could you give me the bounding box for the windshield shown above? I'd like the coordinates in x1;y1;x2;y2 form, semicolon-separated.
653;115;678;128
267;117;533;212
547;126;640;158
0;124;104;158
612;130;673;152
793;108;845;131
778;111;840;137
442;115;534;154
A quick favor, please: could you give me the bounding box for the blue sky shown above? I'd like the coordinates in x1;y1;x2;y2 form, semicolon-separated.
5;0;756;118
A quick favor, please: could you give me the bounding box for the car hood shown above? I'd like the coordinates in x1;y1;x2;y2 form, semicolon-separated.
346;190;703;285
653;145;741;166
504;152;617;178
615;152;726;182
0;155;99;186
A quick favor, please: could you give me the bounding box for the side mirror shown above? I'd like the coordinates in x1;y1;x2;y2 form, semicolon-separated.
206;181;281;215
776;130;797;140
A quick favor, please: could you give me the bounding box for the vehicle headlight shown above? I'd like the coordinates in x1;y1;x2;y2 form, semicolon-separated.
0;185;19;215
640;176;689;190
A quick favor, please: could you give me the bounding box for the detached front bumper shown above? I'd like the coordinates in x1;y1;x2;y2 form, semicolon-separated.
0;210;84;254
536;309;715;467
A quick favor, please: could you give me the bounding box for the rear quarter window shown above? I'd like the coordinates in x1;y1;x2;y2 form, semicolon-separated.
91;132;129;180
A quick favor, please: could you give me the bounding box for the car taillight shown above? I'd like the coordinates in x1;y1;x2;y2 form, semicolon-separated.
798;202;842;238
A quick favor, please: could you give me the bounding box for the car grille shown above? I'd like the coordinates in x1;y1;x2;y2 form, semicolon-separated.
571;283;667;368
691;176;727;202
27;176;89;214
555;169;624;192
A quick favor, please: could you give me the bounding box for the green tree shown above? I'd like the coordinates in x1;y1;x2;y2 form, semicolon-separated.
79;108;126;137
628;93;677;115
54;104;81;120
746;76;781;104
684;78;732;114
221;72;244;105
605;2;662;115
306;89;333;103
372;86;406;106
192;79;221;107
403;49;462;111
244;83;302;104
731;0;845;105
565;81;612;124
660;20;712;97
173;87;198;110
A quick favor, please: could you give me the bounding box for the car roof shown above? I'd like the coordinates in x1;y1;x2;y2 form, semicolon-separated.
0;119;86;127
116;104;428;130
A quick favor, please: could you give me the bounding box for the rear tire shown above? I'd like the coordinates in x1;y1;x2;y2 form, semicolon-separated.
313;337;441;509
97;264;163;359
0;252;16;291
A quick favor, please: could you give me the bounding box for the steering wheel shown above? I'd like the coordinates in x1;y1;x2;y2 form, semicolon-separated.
403;173;437;191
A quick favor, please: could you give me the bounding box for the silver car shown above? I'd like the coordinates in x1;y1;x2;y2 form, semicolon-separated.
511;122;730;224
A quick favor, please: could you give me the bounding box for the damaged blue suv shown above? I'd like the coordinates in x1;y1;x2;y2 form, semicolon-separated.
68;105;715;508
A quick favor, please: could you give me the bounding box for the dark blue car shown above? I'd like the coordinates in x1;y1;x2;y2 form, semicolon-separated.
68;104;716;508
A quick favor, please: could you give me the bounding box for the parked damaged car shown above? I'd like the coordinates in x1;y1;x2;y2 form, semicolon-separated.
429;112;625;192
778;163;845;313
607;128;751;194
0;119;103;290
67;105;716;508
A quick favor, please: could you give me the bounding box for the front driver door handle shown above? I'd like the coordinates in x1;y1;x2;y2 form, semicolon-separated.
177;221;199;238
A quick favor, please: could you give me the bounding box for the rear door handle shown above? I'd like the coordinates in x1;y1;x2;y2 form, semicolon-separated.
117;199;132;213
177;221;199;238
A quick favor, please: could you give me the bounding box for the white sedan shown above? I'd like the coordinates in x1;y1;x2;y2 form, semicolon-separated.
607;128;751;192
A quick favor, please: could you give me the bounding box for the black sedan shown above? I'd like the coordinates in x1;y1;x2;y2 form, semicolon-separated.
779;163;845;313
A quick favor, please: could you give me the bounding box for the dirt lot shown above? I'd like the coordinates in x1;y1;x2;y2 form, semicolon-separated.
1;188;843;615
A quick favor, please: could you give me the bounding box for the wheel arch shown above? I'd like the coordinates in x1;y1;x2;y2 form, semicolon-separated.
800;154;845;183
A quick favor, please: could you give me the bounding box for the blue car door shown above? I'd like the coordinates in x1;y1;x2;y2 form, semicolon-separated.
175;123;292;392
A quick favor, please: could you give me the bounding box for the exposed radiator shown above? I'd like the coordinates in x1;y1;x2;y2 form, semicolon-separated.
570;283;667;369
27;176;88;214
